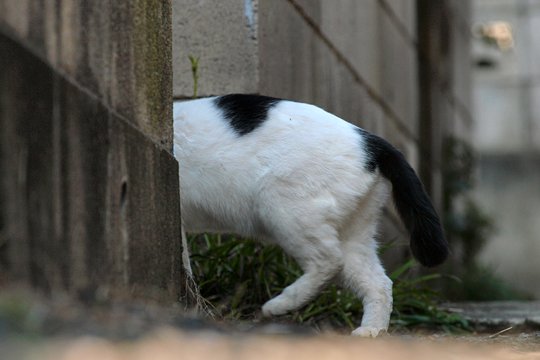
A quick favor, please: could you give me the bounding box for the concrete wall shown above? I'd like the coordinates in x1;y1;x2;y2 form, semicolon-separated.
173;0;473;267
472;0;540;297
173;0;259;97
473;0;540;154
0;1;185;304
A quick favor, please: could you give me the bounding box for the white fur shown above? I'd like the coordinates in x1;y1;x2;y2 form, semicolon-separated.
173;97;393;336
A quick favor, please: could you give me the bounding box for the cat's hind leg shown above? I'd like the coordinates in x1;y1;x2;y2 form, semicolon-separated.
261;224;344;317
342;237;393;337
340;180;393;337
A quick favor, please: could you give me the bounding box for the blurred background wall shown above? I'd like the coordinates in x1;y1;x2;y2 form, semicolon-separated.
472;0;540;298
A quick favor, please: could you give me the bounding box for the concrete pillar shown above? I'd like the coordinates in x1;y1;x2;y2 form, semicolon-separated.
0;1;186;304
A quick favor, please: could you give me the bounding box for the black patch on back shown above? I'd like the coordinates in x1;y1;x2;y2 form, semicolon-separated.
214;94;281;136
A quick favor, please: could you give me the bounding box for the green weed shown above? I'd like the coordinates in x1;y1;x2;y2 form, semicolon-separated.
188;55;200;99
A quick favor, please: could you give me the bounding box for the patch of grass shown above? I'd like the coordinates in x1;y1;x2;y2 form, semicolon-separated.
190;234;470;333
190;234;301;319
389;260;469;332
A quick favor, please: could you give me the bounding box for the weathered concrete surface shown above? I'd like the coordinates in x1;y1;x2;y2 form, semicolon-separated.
444;302;540;328
0;34;183;303
0;0;185;304
290;0;418;136
0;0;173;148
172;0;420;140
294;0;383;93
172;0;259;97
383;0;417;40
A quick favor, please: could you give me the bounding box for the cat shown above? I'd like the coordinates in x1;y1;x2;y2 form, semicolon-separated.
173;94;448;337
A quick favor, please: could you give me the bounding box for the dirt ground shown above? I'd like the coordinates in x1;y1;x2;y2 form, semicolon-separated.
1;288;539;360
3;328;540;360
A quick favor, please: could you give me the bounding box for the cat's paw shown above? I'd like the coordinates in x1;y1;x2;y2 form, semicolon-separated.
261;297;289;317
351;326;387;338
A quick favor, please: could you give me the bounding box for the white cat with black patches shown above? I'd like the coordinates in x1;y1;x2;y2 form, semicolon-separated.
173;94;448;337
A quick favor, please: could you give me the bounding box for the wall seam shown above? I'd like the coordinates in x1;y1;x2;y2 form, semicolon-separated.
378;0;417;47
377;0;474;129
286;0;419;143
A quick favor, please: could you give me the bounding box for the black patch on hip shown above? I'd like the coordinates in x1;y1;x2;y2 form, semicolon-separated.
214;94;281;136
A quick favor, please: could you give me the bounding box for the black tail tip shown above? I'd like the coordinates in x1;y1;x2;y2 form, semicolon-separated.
410;231;449;268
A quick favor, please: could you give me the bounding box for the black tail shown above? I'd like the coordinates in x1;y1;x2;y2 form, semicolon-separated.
360;129;449;267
